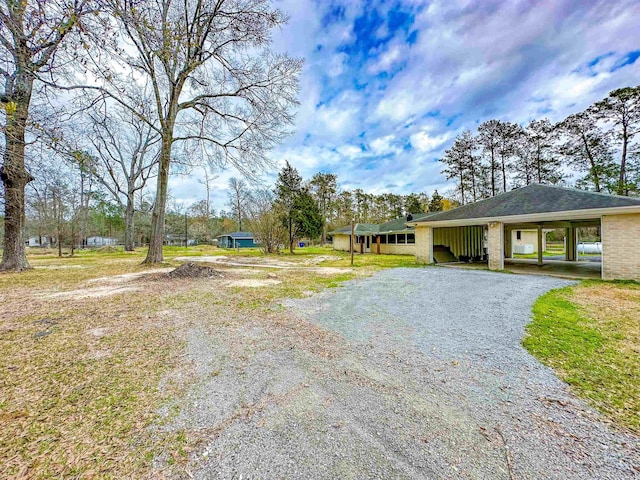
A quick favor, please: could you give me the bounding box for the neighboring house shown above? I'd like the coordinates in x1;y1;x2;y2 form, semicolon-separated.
330;213;435;255
26;236;49;247
217;231;259;248
410;183;640;281
86;236;118;247
165;234;196;246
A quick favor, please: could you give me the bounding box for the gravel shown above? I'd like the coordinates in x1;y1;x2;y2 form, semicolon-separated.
167;267;639;480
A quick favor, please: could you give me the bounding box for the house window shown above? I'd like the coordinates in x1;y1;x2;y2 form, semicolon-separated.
380;235;387;244
407;233;415;244
516;230;521;240
397;234;406;244
388;234;396;244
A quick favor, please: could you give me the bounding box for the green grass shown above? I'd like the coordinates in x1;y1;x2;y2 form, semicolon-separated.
523;281;640;433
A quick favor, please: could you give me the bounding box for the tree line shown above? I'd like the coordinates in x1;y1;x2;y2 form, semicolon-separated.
440;86;640;204
230;164;451;253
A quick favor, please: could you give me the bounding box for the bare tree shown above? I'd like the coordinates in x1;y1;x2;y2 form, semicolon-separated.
227;177;251;231
0;0;92;271
79;0;302;263
246;188;285;254
197;166;217;220
86;105;159;250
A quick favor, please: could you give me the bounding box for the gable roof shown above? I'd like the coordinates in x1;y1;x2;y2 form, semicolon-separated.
217;231;254;239
414;184;640;224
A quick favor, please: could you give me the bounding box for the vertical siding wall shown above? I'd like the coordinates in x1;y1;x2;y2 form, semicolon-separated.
602;213;640;281
433;226;484;258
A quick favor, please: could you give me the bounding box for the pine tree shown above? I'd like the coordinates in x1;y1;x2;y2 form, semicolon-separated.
592;86;640;195
557;111;616;193
275;161;303;253
428;190;444;212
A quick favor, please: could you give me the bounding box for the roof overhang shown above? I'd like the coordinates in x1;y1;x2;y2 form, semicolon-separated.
409;205;640;228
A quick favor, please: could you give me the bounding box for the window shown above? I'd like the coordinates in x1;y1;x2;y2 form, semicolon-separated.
407;233;415;244
388;234;396;244
397;234;406;244
380;235;387;244
516;230;522;240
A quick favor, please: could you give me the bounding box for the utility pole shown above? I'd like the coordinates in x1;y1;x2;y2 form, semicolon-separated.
350;219;355;266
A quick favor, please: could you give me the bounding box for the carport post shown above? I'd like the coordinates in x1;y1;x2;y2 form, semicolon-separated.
537;225;543;267
350;220;354;266
487;222;504;270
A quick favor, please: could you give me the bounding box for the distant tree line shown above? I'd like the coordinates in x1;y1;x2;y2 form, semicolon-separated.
239;164;453;252
440;86;640;204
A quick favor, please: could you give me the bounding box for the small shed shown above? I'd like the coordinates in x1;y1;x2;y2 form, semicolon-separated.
216;231;259;248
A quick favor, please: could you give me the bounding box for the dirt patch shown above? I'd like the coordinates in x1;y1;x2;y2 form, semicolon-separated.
302;255;342;265
97;245;119;253
45;285;140;299
38;265;88;270
88;268;174;285
169;263;225;279
226;279;281;288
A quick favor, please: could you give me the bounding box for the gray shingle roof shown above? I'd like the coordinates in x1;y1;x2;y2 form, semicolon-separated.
377;212;436;233
329;223;379;235
330;213;437;236
415;184;640;223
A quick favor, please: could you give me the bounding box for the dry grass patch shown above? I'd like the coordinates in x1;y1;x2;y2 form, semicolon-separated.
0;246;411;477
523;280;640;434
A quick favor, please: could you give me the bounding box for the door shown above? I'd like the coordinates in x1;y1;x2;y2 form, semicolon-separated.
365;235;371;253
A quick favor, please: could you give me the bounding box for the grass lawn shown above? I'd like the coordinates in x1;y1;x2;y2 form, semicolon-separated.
0;245;418;478
523;280;640;434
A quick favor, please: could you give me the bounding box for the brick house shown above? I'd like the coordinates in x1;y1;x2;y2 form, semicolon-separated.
411;184;640;281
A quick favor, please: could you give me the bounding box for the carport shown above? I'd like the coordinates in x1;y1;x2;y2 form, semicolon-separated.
411;184;640;281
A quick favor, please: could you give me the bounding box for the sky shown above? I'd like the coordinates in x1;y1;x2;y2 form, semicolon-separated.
169;0;640;213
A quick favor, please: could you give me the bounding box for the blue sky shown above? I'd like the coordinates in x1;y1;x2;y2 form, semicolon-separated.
170;0;640;212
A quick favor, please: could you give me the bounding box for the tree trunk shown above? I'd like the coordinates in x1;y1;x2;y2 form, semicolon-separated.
501;155;507;192
124;193;135;251
581;132;601;192
618;127;628;195
144;134;172;263
288;215;295;254
0;82;33;271
490;147;496;196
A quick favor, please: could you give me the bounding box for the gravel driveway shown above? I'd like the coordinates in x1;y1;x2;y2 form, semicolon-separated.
171;267;639;479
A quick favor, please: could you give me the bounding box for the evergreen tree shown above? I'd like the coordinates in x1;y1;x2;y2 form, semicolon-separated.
557;111;616;193
477;120;502;196
274;161;303;253
294;189;323;242
592;86;640;195
309;172;337;244
428;190;444;212
404;192;428;214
